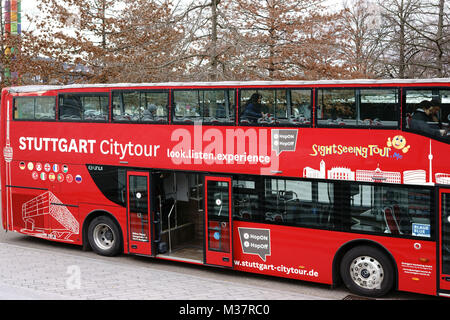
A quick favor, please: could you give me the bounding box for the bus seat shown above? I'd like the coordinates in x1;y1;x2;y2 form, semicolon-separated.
383;207;401;235
405;113;412;128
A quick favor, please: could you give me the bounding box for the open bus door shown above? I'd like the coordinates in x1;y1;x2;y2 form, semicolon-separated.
127;171;153;256
204;176;233;268
439;188;450;293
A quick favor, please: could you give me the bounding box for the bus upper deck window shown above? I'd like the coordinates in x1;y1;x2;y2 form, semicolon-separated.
112;90;169;123
13;96;56;120
317;88;398;128
405;89;450;143
239;88;311;126
173;89;235;125
59;93;109;122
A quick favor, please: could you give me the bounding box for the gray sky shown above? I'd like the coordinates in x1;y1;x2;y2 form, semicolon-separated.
20;1;39;31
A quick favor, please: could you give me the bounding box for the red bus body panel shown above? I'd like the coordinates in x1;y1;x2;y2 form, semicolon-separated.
233;221;436;296
6;123;449;184
1;81;449;297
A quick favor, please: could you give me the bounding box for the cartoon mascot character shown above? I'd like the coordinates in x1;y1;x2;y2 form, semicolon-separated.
387;135;410;153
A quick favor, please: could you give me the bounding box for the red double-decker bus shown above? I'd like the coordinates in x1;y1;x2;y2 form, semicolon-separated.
1;79;449;298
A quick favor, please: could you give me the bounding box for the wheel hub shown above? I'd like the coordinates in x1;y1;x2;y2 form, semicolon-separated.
350;255;384;290
93;223;115;250
104;230;113;241
360;268;370;278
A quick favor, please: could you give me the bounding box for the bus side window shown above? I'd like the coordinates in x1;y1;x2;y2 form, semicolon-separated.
317;88;399;128
59;94;82;120
173;89;235;125
13;97;56;120
59;93;109;122
317;89;356;126
404;89;450;143
359;89;399;127
239;88;311;126
112;90;169;123
13;97;34;120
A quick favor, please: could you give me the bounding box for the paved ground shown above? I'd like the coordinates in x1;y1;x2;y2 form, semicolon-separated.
0;240;327;300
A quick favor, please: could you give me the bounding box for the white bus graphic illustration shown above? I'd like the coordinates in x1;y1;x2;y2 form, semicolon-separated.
21;191;79;241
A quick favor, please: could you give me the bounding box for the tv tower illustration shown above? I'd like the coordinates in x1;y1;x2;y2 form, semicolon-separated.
428;140;434;185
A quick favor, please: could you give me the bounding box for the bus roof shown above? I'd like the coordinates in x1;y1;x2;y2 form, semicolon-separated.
5;78;450;93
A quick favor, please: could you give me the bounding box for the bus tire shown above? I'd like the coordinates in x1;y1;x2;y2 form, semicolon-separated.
340;245;394;298
87;215;122;257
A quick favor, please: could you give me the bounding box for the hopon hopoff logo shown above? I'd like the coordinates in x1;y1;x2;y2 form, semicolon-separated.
271;129;298;156
238;227;271;261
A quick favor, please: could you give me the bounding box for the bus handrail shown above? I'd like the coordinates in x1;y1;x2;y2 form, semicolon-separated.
167;203;175;253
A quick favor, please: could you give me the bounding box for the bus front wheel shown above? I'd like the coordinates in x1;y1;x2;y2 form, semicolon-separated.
87;215;122;257
340;246;394;297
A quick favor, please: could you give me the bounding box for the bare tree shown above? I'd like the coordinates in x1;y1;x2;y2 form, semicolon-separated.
341;0;383;78
401;0;450;77
228;0;347;80
376;0;429;78
21;0;187;84
175;0;245;81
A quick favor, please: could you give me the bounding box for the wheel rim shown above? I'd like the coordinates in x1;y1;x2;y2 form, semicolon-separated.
93;223;115;250
349;255;384;290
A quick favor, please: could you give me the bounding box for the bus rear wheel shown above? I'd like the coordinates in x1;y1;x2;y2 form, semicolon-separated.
88;215;122;257
340;246;394;298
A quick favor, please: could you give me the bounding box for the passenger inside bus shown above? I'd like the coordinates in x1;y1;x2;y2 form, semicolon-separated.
410;100;449;138
291;102;311;124
241;93;266;123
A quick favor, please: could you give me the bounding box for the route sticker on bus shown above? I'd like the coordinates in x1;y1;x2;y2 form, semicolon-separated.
271;129;298;156
238;227;271;261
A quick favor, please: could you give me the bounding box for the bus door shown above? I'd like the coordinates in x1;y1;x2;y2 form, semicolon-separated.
439;188;450;292
204;176;233;268
127;171;152;256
